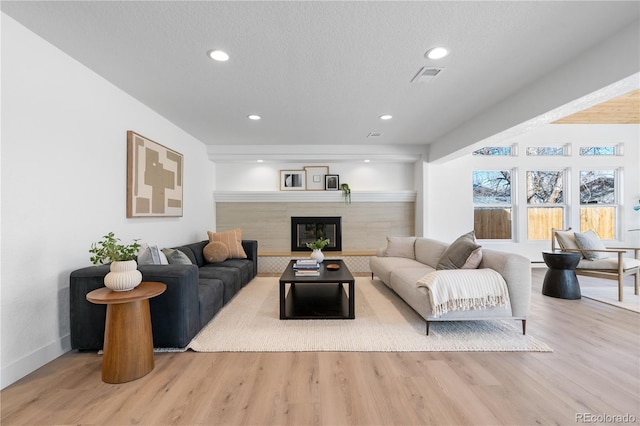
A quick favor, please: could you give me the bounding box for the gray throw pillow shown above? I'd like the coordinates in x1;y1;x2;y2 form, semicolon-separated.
161;248;193;265
574;230;609;260
436;231;482;270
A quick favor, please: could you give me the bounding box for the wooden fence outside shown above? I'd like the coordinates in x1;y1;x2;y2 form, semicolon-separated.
474;208;512;240
474;206;616;240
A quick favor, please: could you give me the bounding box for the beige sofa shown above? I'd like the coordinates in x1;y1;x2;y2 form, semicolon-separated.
369;236;531;334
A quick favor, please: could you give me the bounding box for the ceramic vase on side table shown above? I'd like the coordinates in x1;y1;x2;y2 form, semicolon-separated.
104;260;142;291
310;249;324;263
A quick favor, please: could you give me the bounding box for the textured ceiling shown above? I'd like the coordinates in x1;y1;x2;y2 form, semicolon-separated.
2;1;639;148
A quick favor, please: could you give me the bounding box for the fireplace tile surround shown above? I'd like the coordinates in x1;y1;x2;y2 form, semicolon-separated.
215;191;416;273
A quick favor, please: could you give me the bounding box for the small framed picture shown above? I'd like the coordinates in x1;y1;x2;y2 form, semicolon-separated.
280;170;306;191
304;166;330;190
325;174;340;190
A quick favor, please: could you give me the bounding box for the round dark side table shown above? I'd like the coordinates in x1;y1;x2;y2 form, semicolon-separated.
541;251;582;299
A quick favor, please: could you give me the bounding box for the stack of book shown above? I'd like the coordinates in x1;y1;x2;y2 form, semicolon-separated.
293;259;320;277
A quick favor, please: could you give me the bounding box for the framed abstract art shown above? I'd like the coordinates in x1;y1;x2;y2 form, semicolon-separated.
127;131;183;217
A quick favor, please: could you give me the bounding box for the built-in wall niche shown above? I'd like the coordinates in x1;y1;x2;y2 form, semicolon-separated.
291;217;342;251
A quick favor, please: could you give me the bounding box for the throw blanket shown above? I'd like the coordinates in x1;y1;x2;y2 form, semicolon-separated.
416;269;510;317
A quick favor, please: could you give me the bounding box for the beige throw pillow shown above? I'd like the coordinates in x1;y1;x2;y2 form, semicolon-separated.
555;230;580;251
385;236;417;259
203;241;230;263
461;246;483;269
207;228;247;259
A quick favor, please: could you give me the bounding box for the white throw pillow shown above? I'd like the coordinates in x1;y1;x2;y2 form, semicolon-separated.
385;236;417;259
574;230;609;260
138;243;169;265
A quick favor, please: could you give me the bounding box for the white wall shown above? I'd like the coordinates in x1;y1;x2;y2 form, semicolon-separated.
0;14;216;388
214;161;415;191
426;124;640;261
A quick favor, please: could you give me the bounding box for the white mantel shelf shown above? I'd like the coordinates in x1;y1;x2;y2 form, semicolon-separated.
213;190;416;203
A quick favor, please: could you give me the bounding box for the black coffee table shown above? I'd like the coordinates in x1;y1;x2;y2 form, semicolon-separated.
279;259;355;319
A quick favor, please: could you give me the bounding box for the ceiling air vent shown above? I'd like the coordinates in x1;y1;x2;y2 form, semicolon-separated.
411;67;443;83
367;132;383;138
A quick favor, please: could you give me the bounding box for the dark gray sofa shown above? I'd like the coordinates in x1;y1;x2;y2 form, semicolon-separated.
69;240;258;350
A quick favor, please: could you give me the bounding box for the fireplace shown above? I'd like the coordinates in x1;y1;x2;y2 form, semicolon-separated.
291;216;342;251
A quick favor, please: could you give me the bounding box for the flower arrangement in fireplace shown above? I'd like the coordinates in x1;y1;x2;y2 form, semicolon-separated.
306;238;331;250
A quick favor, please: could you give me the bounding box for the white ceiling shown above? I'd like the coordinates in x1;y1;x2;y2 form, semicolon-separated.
2;1;640;155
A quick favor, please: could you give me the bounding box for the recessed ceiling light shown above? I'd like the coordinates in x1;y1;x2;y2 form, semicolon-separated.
208;49;229;61
364;159;371;163
379;115;393;120
257;159;264;163
247;114;262;120
425;47;449;60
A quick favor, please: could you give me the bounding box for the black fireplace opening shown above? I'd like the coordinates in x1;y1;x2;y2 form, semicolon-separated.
291;216;342;251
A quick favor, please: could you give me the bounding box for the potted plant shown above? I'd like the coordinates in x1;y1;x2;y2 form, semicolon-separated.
89;232;142;291
306;238;330;263
340;183;351;204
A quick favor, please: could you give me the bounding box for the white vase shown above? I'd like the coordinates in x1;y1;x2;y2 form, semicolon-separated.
310;249;324;263
104;260;142;291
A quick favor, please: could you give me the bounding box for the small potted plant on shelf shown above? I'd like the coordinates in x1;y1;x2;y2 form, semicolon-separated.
89;232;142;291
306;238;330;263
340;183;351;204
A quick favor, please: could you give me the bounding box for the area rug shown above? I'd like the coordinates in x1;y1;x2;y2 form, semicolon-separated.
581;286;640;313
187;277;552;352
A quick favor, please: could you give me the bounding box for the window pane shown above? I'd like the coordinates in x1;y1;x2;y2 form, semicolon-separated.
579;146;615;156
526;171;564;204
526;147;564;156
580;207;615;239
527;207;563;240
472;147;512;156
474;208;512;239
473;171;511;204
580;170;615;204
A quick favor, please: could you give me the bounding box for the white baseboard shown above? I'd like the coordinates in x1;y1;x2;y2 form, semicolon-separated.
1;334;71;389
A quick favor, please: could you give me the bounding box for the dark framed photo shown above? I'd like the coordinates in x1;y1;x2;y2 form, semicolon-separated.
325;174;339;190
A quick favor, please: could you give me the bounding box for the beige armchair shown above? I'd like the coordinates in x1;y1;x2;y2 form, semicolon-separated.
551;228;639;302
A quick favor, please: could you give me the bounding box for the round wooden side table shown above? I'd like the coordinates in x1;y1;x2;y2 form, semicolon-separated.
86;281;166;384
541;251;582;300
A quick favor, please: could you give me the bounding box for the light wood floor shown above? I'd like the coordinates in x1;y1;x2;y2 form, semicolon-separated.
2;270;639;425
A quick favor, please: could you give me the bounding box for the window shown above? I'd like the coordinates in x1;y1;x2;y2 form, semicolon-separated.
473;170;512;239
579;146;616;156
526;146;565;156
580;170;617;239
470;143;626;242
526;170;565;240
472;147;512;156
